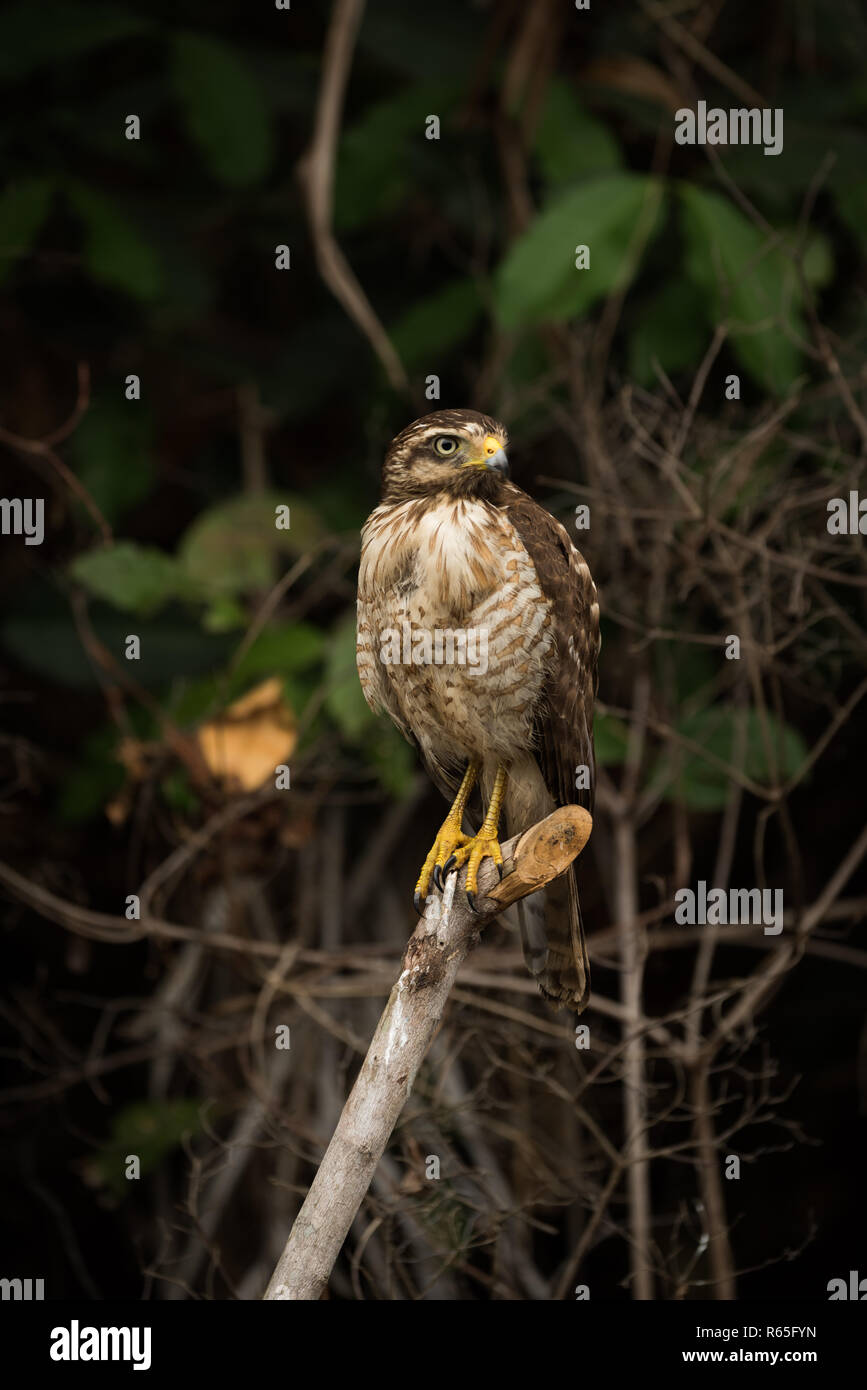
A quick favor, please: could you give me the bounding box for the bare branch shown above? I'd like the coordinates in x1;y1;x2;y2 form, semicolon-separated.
263;806;592;1300
297;0;410;396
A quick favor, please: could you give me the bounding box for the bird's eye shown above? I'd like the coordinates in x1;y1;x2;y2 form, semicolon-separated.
433;436;460;457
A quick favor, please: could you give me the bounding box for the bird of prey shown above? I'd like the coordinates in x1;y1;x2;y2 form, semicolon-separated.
356;409;599;1011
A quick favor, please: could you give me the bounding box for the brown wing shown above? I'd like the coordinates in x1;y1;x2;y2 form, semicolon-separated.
356;592;416;747
501;485;600;1011
356;508;421;756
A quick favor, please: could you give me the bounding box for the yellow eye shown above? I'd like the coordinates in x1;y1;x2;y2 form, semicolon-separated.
433;435;460;457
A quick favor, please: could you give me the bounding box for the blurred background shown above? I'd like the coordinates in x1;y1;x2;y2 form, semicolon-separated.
1;0;866;1300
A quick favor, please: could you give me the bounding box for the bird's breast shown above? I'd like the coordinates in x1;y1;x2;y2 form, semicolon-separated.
358;495;556;763
360;497;510;619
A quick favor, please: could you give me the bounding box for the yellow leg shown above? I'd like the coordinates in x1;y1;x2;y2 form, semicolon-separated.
447;762;508;912
414;763;478;913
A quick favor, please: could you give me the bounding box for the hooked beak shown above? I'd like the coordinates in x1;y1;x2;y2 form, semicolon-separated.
461;433;509;477
484;447;509;476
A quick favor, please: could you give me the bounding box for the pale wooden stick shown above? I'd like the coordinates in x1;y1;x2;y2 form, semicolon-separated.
263;805;592;1300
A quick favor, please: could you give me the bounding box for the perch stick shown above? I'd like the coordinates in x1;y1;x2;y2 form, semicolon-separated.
264;804;592;1301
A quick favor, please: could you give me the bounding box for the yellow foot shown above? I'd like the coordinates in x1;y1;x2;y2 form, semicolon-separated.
445;830;505;913
414;762;479;915
413;823;473;914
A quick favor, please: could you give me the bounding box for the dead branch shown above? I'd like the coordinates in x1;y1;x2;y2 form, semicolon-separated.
263;804;592;1300
297;0;410;396
0;362;110;542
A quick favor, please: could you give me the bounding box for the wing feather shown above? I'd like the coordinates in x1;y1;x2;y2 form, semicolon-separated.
502;485;600;1011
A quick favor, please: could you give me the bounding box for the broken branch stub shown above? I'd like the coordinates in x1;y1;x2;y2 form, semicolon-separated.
484;804;593;910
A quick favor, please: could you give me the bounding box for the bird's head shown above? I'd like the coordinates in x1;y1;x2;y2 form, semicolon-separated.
382;409;509;503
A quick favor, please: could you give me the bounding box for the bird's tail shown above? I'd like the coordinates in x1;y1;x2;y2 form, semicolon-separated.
518;860;590;1013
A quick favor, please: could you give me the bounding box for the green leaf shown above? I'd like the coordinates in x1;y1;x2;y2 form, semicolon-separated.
656;644;716;708
594;712;631;766
170;32;273;187
494;174;665;329
799;229;835;290
335;104;409;233
534;81;623;188
160;768;201;816
654;707;809;810
679;185;803;394
366;723;417;799
0;2;148;79
66;183;164;301
70;542;195;615
57;728;125;824
1;608;232;687
0;178;54;284
357;6;481;79
389;278;483;368
305;473;370;534
68;399;154;525
87;1099;205;1197
496;337;552;435
832;177;867;251
201;597;248;633
714;121;867;217
164;675;222;727
233;622;326;682
334;82;461;231
323;613;419;794
629;276;709;387
325;612;375;742
178;493;323;598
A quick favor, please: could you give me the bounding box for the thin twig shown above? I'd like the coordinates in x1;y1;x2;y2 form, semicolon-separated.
297;0;410;395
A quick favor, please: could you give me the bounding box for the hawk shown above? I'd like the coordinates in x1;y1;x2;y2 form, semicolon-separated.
356;409;600;1011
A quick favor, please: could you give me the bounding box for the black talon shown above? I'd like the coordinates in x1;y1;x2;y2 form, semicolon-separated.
442;853;457;878
497;862;504;880
466;890;478;913
413;891;425;916
433;863;444;892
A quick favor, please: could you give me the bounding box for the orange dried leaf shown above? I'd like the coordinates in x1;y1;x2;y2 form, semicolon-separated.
197;677;297;792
